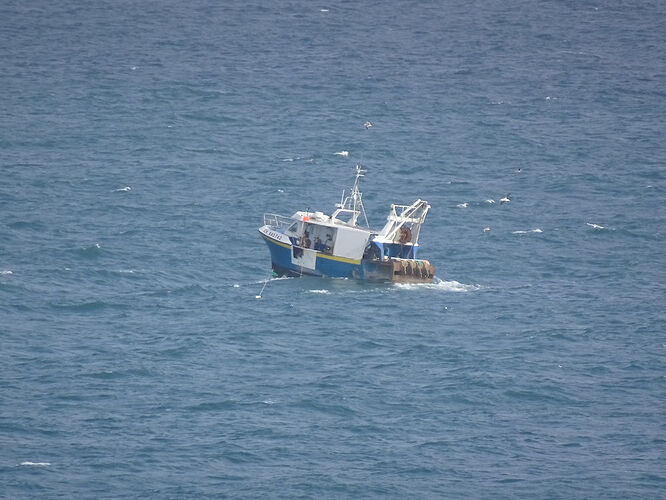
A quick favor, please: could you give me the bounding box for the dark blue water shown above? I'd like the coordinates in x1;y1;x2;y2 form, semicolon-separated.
2;0;665;497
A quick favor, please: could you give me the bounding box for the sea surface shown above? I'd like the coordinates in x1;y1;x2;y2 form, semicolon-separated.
1;0;665;498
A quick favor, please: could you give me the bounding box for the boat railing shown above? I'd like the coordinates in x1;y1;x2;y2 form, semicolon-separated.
263;213;294;229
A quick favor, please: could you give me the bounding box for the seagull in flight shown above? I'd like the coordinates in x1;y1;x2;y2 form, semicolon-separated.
364;121;373;129
500;193;511;204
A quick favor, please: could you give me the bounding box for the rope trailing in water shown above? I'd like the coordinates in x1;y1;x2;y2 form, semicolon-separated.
256;271;273;299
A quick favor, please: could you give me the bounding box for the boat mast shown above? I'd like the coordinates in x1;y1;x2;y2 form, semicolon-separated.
350;165;369;227
332;165;370;227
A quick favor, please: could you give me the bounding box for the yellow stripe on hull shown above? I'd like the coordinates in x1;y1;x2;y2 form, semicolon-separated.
259;232;361;265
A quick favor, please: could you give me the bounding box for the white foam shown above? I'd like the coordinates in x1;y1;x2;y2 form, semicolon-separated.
263;399;276;404
1;270;12;275
335;151;349;157
233;284;240;288
457;202;468;208
586;222;605;229
252;276;292;285
20;462;50;466
483;227;491;232
112;186;131;192
512;228;542;234
395;278;480;293
320;9;329;12
277;188;284;193
309;289;330;294
485;199;495;204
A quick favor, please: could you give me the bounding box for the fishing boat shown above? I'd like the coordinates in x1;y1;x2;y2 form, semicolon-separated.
258;166;435;283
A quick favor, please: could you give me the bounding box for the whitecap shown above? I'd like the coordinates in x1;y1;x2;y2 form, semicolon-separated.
483;227;491;232
320;9;329;12
334;151;349;157
512;229;541;234
262;399;276;404
485;199;495;204
20;462;50;466
309;289;330;294
512;230;527;234
0;270;13;275
586;222;605;229
112;186;131;192
233;284;240;288
456;202;468;208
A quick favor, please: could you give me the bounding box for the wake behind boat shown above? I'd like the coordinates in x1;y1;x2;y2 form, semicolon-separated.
258;166;435;283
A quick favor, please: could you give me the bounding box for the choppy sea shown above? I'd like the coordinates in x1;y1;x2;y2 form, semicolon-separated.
1;0;665;497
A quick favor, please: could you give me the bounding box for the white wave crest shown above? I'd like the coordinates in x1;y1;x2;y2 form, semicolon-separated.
1;270;13;275
586;222;605;229
512;228;542;234
457;202;468;208
334;151;349;157
308;289;330;294
20;462;50;466
112;186;131;192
